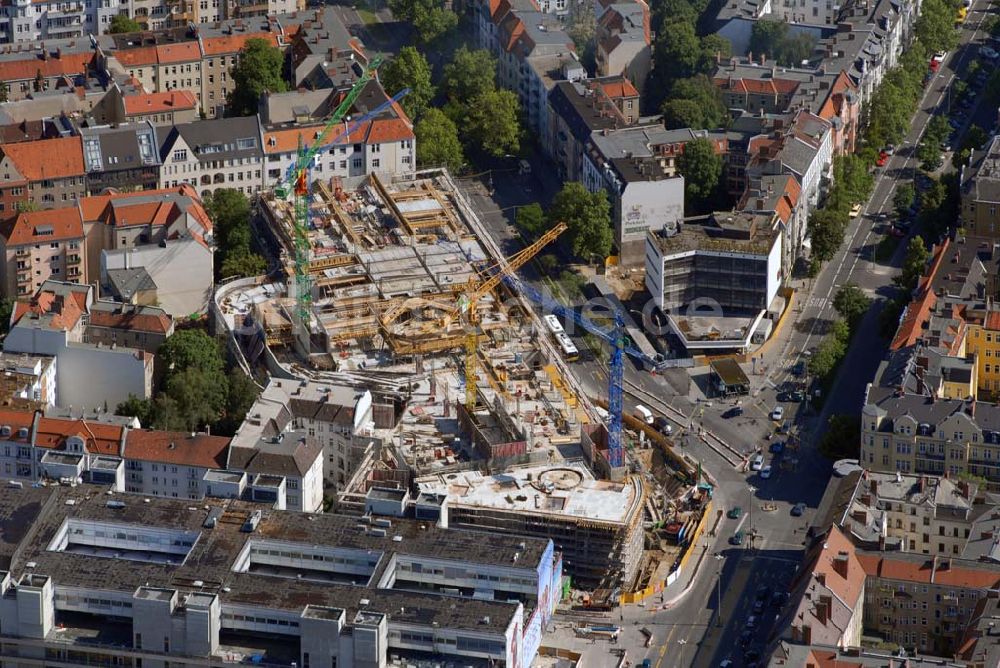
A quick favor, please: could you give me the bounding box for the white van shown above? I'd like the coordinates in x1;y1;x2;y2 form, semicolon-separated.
634;405;654;424
751;454;765;471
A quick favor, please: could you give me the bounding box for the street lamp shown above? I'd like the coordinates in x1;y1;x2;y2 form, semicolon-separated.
714;554;725;627
747;485;757;550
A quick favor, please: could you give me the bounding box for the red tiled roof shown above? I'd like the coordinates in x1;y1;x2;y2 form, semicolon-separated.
804;650;863;668
984;311;1000;330
201;33;280;56
12;288;87;330
113;46;159;67
1;206;84;246
156;42;201;64
813;526;866;610
34;416;125;456
890;290;938;351
598;78;639;99
88;307;172;335
0;409;36;442
123;90;197;115
0;51;92;82
1;136;85;181
264;117;413;154
124;429;230;469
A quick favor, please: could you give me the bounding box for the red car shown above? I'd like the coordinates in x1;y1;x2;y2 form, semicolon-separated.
877;151;889;167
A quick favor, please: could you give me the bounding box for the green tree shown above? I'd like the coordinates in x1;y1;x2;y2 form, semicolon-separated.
661;76;728;129
698;34;732;74
897;236;930;292
388;0;457;44
654;19;701;81
516;203;546;237
828;155;874;210
916;0;959;52
893;183;915;217
380;47;434;119
0;83;9;104
651;0;697;27
809;319;850;378
0;297;11;337
917;139;943;171
227;38;288;117
415;108;464;171
548;182;613;260
163;367;229;432
116;395;154;426
819;414;861;459
464;89;521;158
214;369;261;436
108;14;142;33
749;19;816;67
158;329;225;377
678;138;722;212
808;208;849;262
832;284;871;326
221;251;266;279
442;47;497;102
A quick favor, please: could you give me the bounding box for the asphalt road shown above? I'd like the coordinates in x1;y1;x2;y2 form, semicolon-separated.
457;9;993;658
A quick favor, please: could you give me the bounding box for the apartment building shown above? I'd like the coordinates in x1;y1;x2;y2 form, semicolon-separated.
836;470;987;557
103;20;291;118
0;206;87;296
595;1;651;90
262;82;416;184
0;483;559;667
122;90;200;126
243;378;382;491
961;134;1000;239
484;1;583;137
80;122;162;194
0;135;86;214
0;352;56;408
546;76;640;184
158;115;265;197
740;173;803;277
4;282;154;408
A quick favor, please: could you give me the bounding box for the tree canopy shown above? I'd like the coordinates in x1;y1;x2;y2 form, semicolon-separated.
441;47;497;102
678;137;722;212
380;47;434;119
897;236;930;292
833;284;871;326
748;19;816;67
516;203;546;238
893;183;916;217
389;0;457;44
415;108;465;171
464;90;521;158
227;38;288;117
108;14;142;34
661;75;727;130
548;182;613;260
205;188;266;281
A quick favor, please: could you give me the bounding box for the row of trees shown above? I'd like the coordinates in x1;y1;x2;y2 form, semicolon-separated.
117;330;259;434
206;189;267;280
381;46;522;173
650;0;731;128
807;156;874;269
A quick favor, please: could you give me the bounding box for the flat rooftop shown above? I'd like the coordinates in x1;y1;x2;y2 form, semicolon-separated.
415;463;639;525
648;213;778;256
4;485;546;632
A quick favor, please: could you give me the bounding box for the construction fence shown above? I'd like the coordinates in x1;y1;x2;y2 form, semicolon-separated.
618;500;713;605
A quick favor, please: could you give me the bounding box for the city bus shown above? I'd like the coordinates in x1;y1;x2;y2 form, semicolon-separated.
553;331;580;361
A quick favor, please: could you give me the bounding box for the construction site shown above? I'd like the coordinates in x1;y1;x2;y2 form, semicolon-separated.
211;138;708;593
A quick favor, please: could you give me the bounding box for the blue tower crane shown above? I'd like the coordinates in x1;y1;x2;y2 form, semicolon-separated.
503;275;664;468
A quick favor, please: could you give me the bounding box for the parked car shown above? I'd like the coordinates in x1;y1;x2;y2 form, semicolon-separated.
753;599;765;614
653;416;673;435
738;630;753;647
727;506;743;519
791;361;806;376
723;406;744;419
792;502;806;516
890;225;907;238
770;406;784;421
746;615;758;629
849;203;863;218
770;591;789;607
982;46;999;60
744;648;762;663
769;441;785;454
730;531;744;546
751;454;765;471
760;465;773;479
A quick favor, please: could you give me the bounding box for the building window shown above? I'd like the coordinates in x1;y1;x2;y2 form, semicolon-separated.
173;149;187;162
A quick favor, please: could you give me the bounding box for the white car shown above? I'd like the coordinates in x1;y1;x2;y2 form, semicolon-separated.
932;51;947;65
751;454;765;471
983;46;1000;60
771;406;784;421
760;465;773;479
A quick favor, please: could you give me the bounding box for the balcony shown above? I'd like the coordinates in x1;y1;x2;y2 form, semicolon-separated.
66;254;80;265
15;248;28;257
67;268;81;279
16;273;29;284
